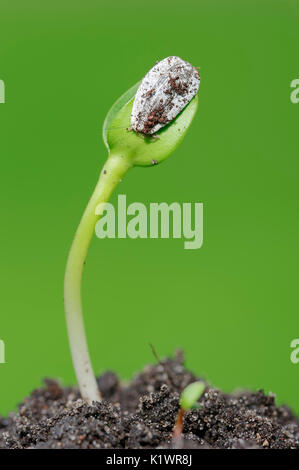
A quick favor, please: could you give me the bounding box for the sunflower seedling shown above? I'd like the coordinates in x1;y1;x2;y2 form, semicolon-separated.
64;56;200;404
173;381;205;439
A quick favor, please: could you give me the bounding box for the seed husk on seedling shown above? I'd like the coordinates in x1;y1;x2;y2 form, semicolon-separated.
64;56;200;404
131;56;200;134
173;381;205;439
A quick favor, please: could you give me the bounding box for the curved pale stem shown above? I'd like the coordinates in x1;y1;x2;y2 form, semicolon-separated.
64;153;132;403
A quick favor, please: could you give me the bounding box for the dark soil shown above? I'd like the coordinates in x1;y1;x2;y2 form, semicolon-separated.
0;353;298;449
168;74;189;96
142;105;169;134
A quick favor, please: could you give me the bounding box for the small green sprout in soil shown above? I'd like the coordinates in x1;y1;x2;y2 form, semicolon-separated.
173;381;205;439
64;56;200;403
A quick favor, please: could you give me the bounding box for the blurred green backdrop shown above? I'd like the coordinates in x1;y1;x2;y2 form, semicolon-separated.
0;0;298;416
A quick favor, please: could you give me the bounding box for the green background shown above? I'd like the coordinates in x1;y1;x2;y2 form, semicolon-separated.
0;0;298;416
